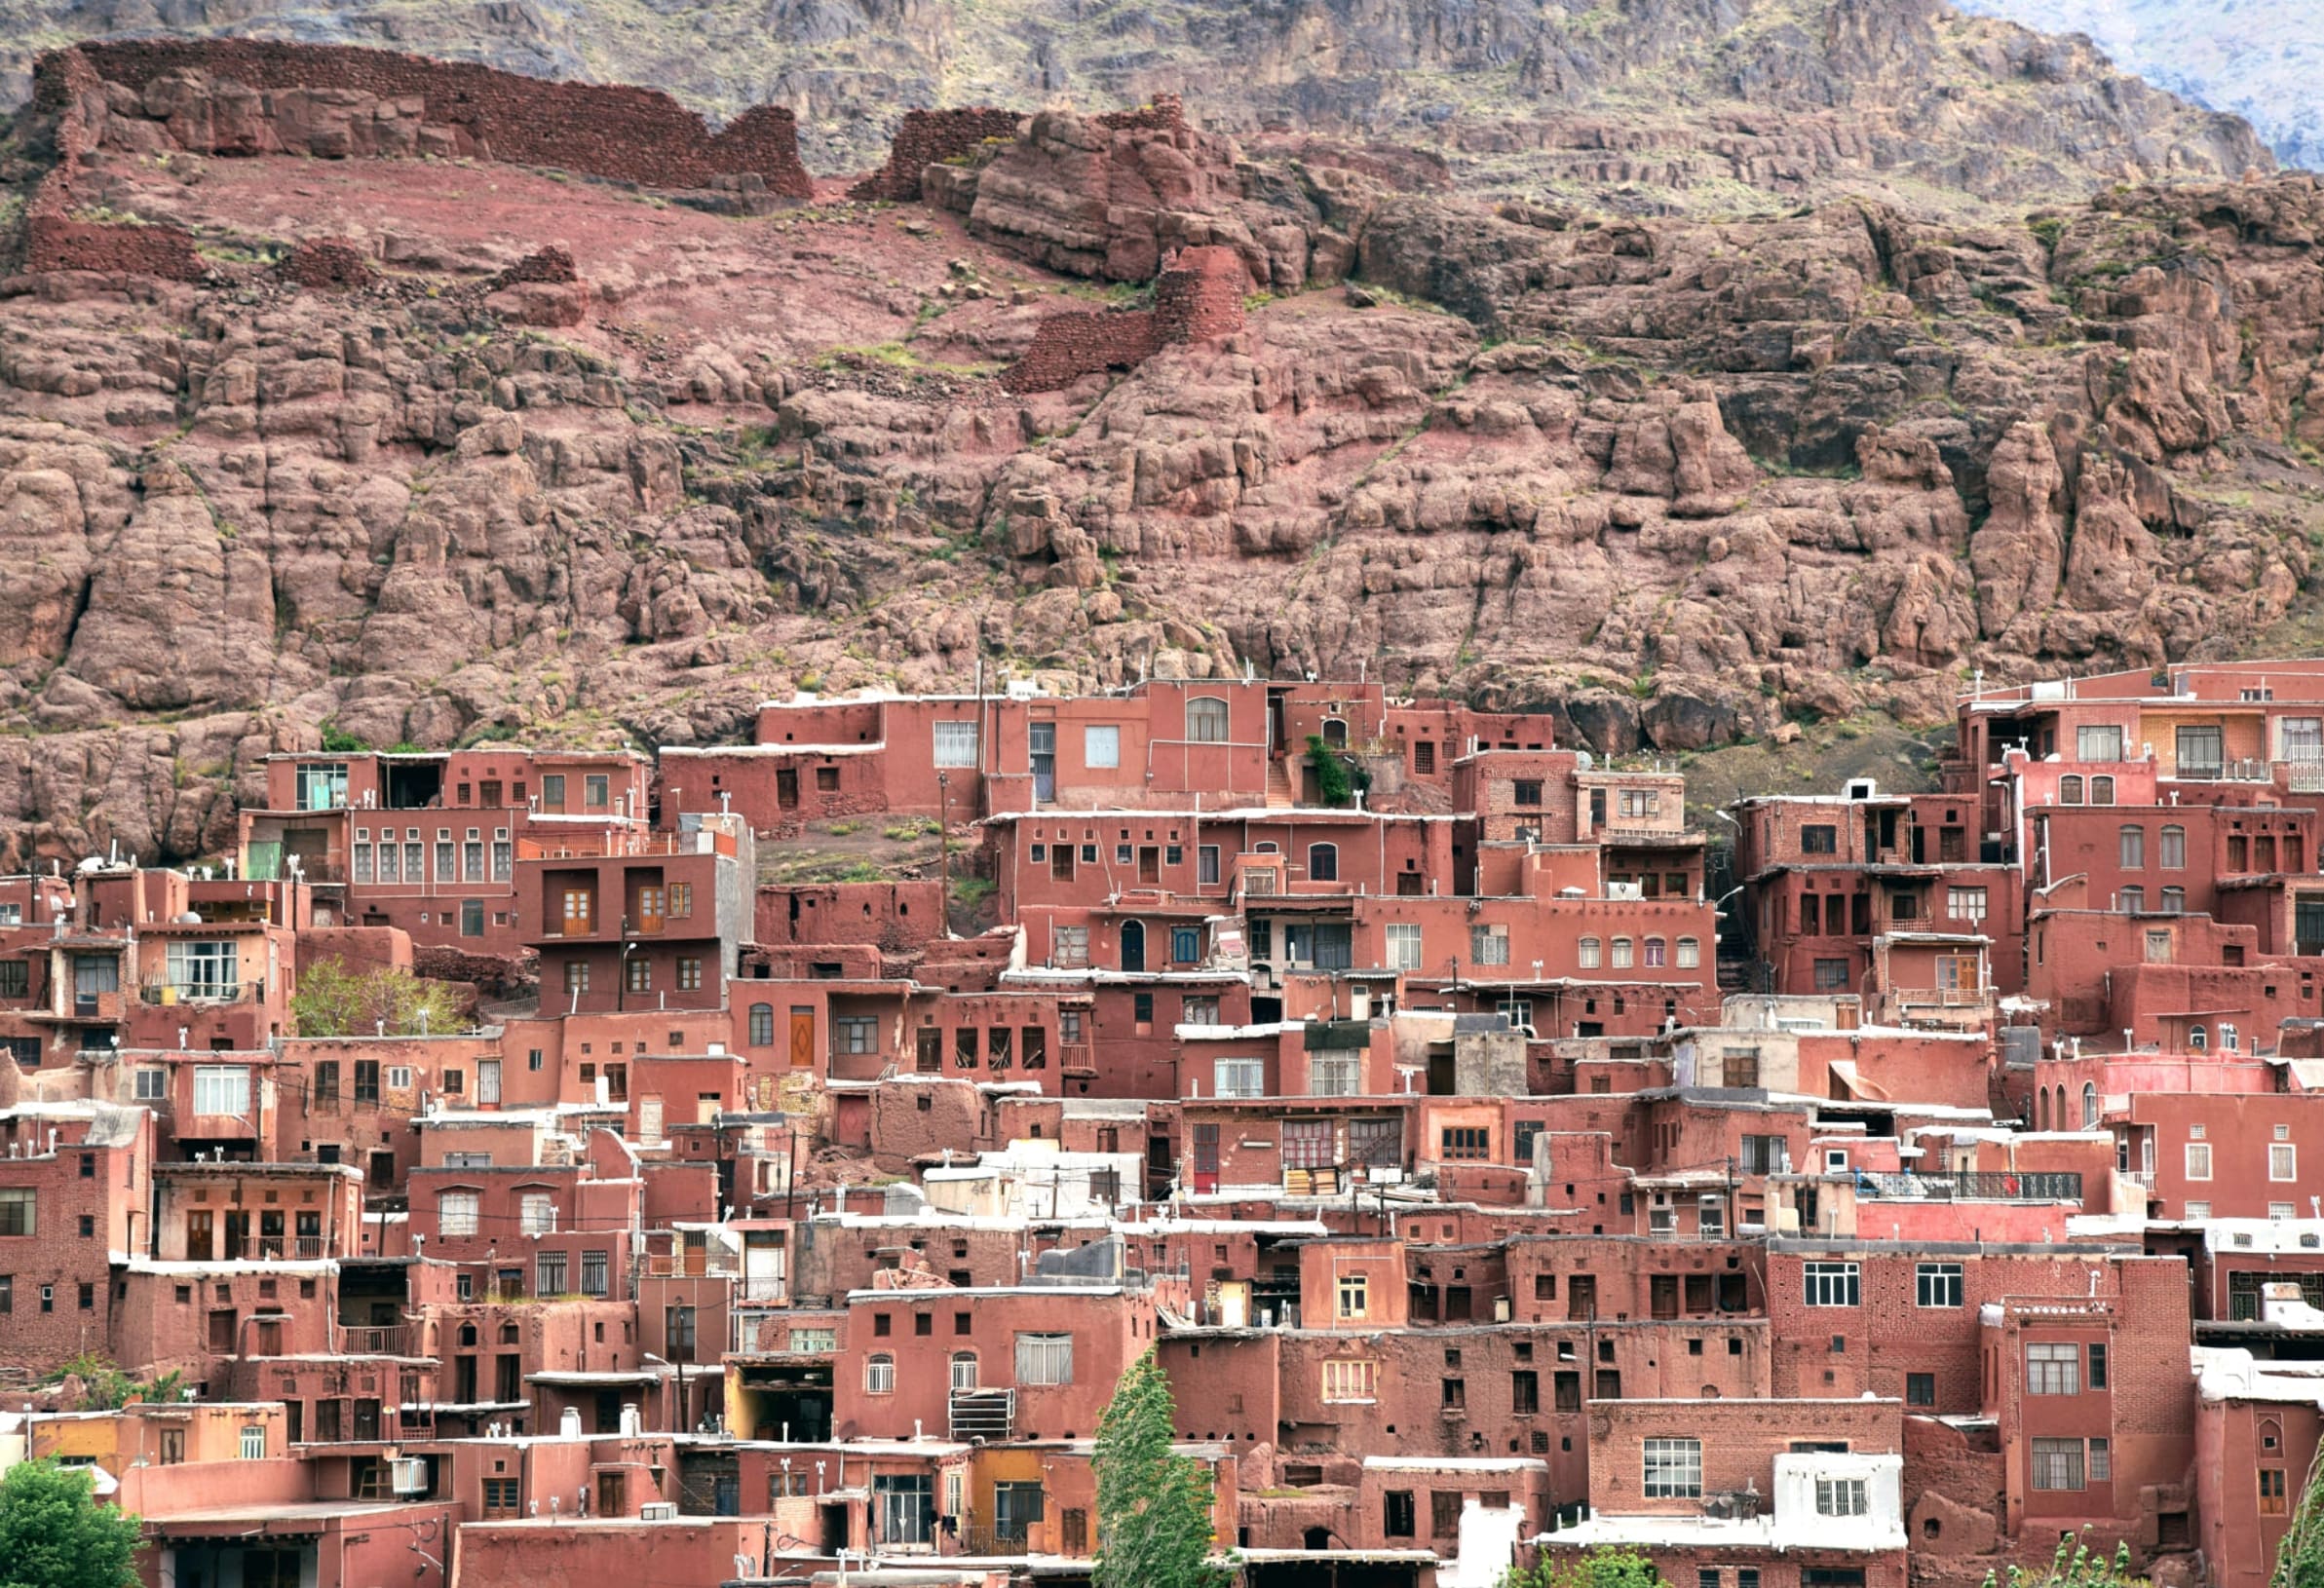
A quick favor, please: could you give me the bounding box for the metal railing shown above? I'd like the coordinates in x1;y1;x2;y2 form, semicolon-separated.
948;1387;1015;1443
235;1235;329;1261
1855;1170;2083;1202
140;980;261;1005
2171;758;2271;782
336;1322;418;1356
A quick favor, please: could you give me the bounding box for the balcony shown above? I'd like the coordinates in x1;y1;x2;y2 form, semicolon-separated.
1854;1169;2083;1202
232;1235;331;1262
335;1322;419;1356
518;829;735;861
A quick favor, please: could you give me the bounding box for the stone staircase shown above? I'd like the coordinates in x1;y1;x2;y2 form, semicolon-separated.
1266;760;1295;809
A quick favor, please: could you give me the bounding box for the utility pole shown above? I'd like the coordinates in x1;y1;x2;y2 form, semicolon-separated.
936;771;952;937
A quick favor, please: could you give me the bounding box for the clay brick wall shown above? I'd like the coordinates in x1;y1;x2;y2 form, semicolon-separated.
1002;247;1248;393
22;49;203;280
849;107;1023;202
54;40;814;195
1001;307;1163;394
1153;245;1249;341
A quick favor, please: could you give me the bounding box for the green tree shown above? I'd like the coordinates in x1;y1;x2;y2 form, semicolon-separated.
1093;1350;1232;1588
291;960;466;1039
2276;1457;2324;1588
0;1459;142;1588
1503;1547;1671;1588
1985;1532;2148;1588
36;1353;183;1412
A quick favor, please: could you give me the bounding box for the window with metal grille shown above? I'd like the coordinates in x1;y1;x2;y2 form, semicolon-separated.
933;722;978;767
1815;1478;1868;1517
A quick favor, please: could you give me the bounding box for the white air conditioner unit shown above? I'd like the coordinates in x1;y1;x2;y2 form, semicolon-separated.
389;1457;428;1494
639;1501;679;1522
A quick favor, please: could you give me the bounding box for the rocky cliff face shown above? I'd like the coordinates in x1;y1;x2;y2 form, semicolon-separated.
0;0;2270;208
1;41;2321;867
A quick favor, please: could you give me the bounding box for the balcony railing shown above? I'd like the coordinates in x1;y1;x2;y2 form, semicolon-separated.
2171;758;2271;782
335;1322;418;1356
140;980;260;1005
233;1235;329;1261
518;829;735;861
949;1387;1015;1443
1855;1169;2083;1202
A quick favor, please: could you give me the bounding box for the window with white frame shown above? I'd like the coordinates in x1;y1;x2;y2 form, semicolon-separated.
1014;1332;1074;1385
1186;698;1231;743
240;1425;266;1461
519;1191;555;1234
167;941;239;999
2076;726;2124;762
133;1068;167;1101
1815;1478;1869;1517
2160;824;2187;868
1676;937;1700;968
1320;1359;1376;1402
1947;887;1988;923
1917;1262;1963;1307
1311;1054;1360;1097
2272;1143;2298;1182
192;1067;250;1116
1579;937;1601;969
1471;925;1510;966
1213;1057;1264;1099
1085;726;1121;769
2187;1142;2213;1180
1386;924;1424;971
1611;938;1633;968
2186;1201;2211;1219
438;1191;479;1237
834;1017;878;1054
1643;1438;1702;1498
790;1328;837;1353
933;721;979;768
1804;1262;1860;1306
865;1354;895;1394
2026;1342;2080;1395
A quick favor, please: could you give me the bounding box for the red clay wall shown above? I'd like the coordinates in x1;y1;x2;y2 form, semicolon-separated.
1154;245;1248;341
1003;243;1249;393
849;107;1023;202
1001;307;1163;394
22;48;203;280
55;40;814;195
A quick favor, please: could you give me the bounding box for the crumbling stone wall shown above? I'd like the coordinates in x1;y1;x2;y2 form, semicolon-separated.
1002;244;1249;394
56;39;815;195
848;107;1023;202
21;47;204;280
278;237;374;289
1096;94;1187;132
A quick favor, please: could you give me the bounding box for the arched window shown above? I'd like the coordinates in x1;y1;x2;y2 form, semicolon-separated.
2119;825;2145;868
1308;843;1339;883
2160;825;2187;868
2118;887;2144;913
2059;775;2084;805
2190;1024;2208;1051
1254;841;1279;853
2081;1082;2098;1131
458;1323;478;1347
748;1003;775;1046
1186;697;1231;743
2090;775;2115;805
1644;937;1667;967
1611;937;1634;968
2054;1086;2069;1129
951;1352;979;1392
1676;937;1700;968
2160;887;2185;914
2037;1089;2050;1130
2223;1023;2240;1053
865;1354;895;1394
1579;937;1602;969
1321;718;1349;749
1120;920;1146;973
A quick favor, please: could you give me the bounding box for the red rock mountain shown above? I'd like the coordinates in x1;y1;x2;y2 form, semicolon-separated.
0;32;2319;865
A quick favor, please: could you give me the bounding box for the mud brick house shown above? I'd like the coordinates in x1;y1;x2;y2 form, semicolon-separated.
15;660;2324;1588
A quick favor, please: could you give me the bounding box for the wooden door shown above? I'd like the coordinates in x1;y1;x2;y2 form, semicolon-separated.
561;888;593;936
186;1209;214;1261
789;1006;815;1070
